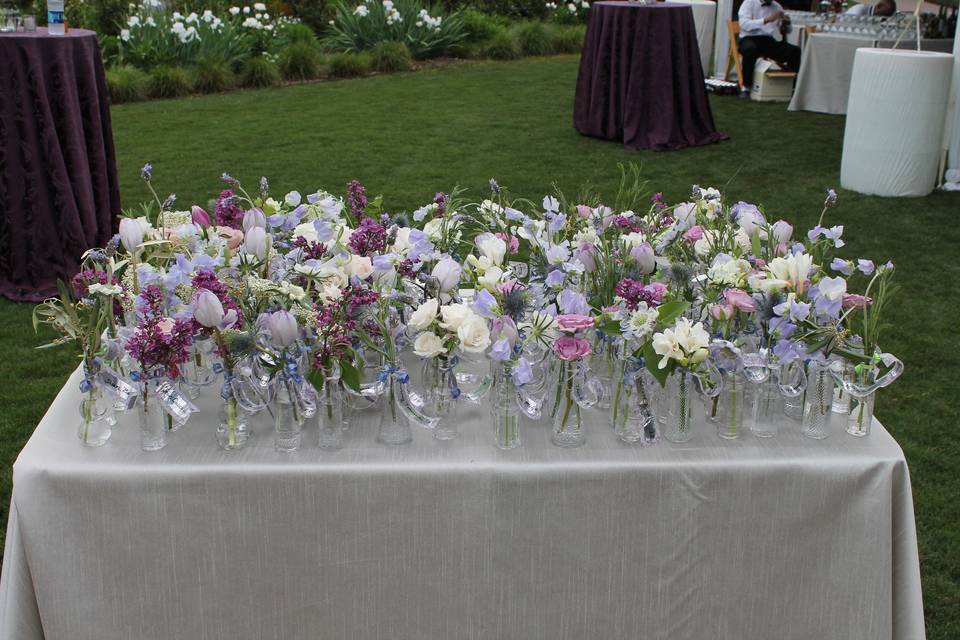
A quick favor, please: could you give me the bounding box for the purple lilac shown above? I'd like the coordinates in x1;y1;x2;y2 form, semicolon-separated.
347;180;368;219
214;190;244;229
349;217;387;256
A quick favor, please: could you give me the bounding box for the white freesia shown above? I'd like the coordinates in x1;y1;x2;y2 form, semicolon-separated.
408;298;439;331
413;331;446;358
439;303;473;331
651;317;710;369
767;252;814;293
457;315;492;354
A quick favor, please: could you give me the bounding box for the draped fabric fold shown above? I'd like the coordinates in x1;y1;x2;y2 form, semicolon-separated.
574;2;728;151
0;29;120;302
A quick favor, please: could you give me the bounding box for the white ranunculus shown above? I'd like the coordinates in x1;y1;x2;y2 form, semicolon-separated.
439;303;473;331
431;257;462;293
475;233;507;266
413;331;446;358
348;254;374;280
457;315;491;354
317;283;342;304
693;230;718;257
408;298;439;331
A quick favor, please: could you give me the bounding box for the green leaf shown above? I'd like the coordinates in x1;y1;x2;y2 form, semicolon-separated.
339;357;361;393
751;230;762;258
642;341;674;387
307;368;326;392
598;319;621;337
656;300;689;328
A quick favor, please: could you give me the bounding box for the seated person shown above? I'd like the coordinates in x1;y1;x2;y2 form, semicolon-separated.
846;0;896;17
737;0;802;98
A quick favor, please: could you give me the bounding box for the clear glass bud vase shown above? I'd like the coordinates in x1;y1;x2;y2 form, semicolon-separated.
713;371;746;440
216;394;250;451
491;362;520;450
589;334;618;410
609;364;657;445
377;377;413;445
665;369;696;443
274;382;304;452
830;352;903;438
801;360;834;439
749;373;783;438
78;364;111;447
421;355;459;441
138;387;167;452
551;361;598;448
317;363;344;450
184;335;217;399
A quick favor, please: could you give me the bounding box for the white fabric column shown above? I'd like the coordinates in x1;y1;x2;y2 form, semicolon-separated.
713;0;733;78
673;0;717;73
841;48;954;197
944;28;960;181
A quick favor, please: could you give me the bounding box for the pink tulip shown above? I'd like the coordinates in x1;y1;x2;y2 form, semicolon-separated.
217;226;244;250
191;205;211;227
553;335;592;361
709;304;734;321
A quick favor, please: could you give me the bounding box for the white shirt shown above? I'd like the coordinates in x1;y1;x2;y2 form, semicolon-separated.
738;0;785;38
845;3;873;15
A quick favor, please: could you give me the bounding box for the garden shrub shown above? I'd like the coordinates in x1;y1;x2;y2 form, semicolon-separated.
106;65;149;103
459;8;509;43
327;51;371;78
284;0;334;34
510;21;556;57
240;55;281;87
553;24;586;54
483;31;520;60
325;0;467;59
369;41;412;73
280;22;318;45
279;41;320;80
148;65;194;98
192;55;235;93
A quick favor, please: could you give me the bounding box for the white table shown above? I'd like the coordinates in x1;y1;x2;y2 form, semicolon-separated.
789;32;954;114
672;0;716;73
0;367;926;639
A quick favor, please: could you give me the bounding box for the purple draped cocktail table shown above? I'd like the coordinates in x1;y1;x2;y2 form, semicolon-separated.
574;1;727;151
0;28;120;301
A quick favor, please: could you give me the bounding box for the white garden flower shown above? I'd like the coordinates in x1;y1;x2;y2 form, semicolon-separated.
354;4;369;16
229;7;241;16
457;315;492;354
254;2;267;11
120;29;130;41
475;233;507;266
127;15;140;27
439;303;473;331
408;299;439;331
767;252;814;293
624;302;659;343
87;283;123;297
414;331;446;358
347;254;374;280
651;317;710;369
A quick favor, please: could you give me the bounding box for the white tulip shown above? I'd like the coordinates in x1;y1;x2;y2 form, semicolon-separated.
431;257;462;293
119;217;149;253
267;310;298;348
193;289;225;328
242;208;266;232
243;226;269;259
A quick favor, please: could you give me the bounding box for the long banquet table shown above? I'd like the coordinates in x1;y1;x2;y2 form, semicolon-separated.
0;367;926;639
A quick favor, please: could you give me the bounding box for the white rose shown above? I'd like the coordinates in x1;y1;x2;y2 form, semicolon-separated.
413;331;446;358
292;221;317;243
408;298;439;331
439;303;473;331
457;315;491;354
347;254;374;280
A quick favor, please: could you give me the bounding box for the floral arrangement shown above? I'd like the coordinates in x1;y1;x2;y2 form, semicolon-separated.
39;165;904;452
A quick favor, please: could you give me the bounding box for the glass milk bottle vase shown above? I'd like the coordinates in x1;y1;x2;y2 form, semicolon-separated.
609;359;656;445
589;334;619;410
316;361;344;450
712;371;747;440
215;364;250;452
801;359;835;439
830;352;904;438
77;361;111;447
377;374;413;445
137;380;168;452
550;361;601;448
490;362;521;450
664;365;722;444
420;354;459;441
273;381;305;452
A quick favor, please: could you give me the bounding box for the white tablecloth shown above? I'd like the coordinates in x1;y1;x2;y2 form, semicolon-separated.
789;32;954;114
0;368;926;639
672;0;716;73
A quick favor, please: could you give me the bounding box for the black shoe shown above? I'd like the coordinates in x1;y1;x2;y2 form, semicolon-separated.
738;89;751;100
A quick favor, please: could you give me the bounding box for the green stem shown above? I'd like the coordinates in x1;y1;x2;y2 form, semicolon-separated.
227;396;237;448
558;369;574;433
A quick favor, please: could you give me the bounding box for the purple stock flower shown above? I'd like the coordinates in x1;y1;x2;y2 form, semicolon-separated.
214;190;244;229
348;217;387;256
347;180;368;219
434;192;448;217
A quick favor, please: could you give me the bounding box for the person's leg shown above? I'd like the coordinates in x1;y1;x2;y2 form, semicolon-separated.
738;36;762;89
770;41;802;72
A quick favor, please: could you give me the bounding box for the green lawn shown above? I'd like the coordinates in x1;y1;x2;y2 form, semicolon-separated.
1;55;957;637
